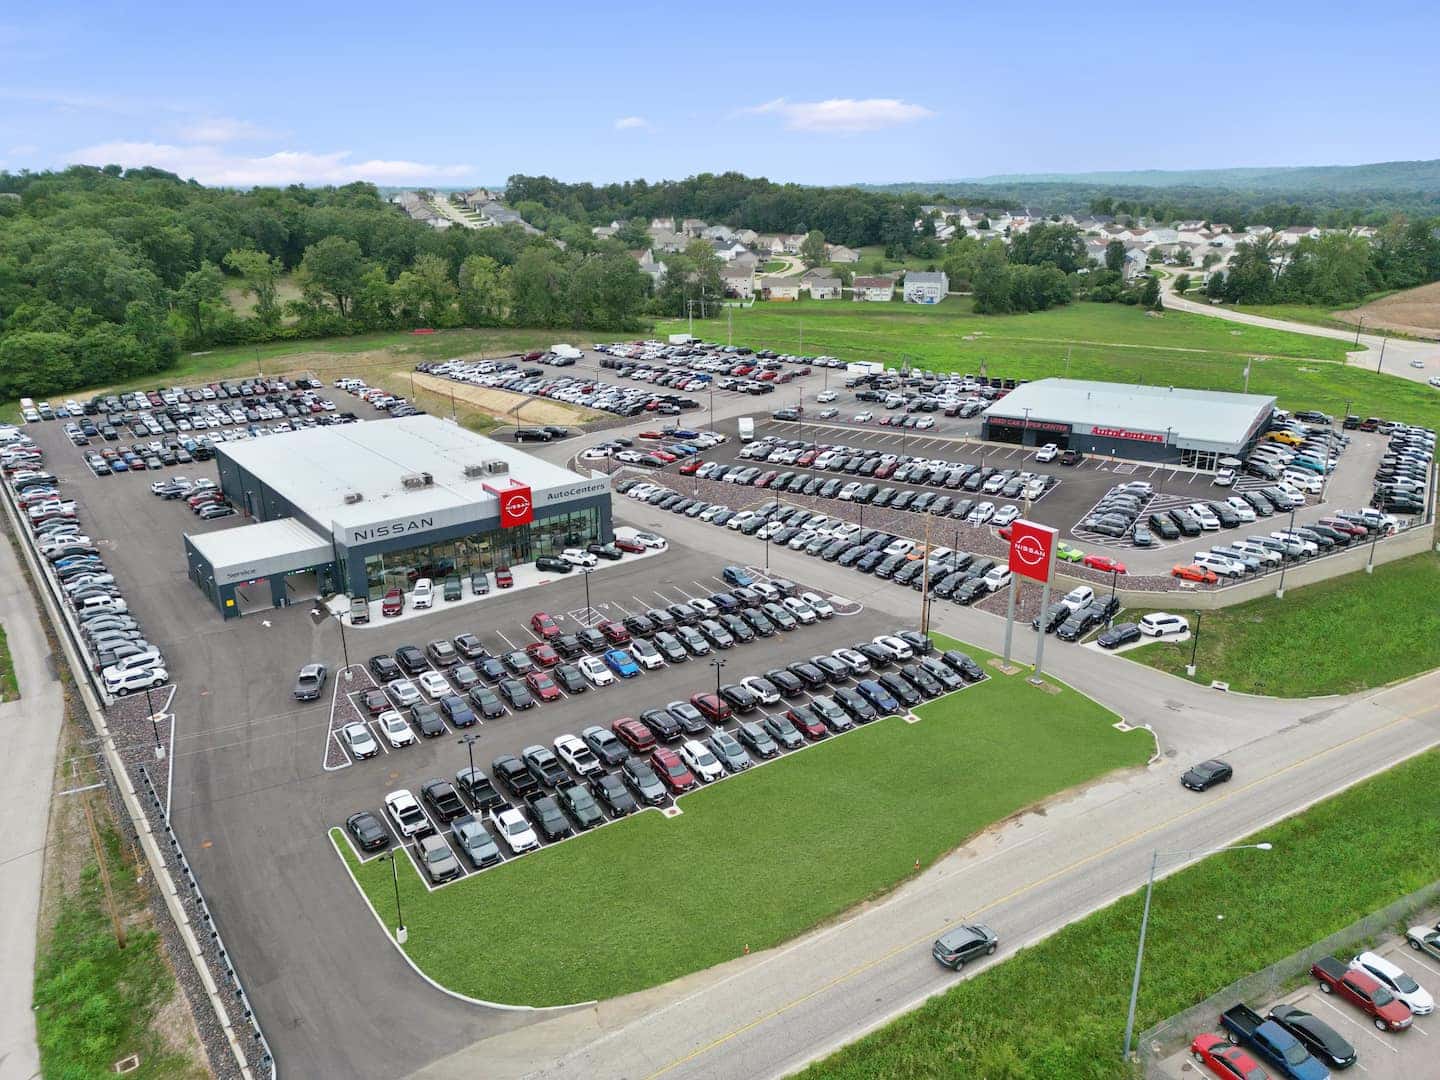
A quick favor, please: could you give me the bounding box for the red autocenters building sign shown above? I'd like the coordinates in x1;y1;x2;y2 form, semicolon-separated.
484;479;534;528
1007;519;1057;583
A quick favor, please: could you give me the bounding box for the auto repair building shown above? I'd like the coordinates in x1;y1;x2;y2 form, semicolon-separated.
980;378;1276;470
184;415;611;617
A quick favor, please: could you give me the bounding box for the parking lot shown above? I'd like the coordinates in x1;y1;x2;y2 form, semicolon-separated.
1155;931;1440;1080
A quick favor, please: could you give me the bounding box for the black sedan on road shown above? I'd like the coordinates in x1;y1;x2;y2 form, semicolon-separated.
1180;759;1233;791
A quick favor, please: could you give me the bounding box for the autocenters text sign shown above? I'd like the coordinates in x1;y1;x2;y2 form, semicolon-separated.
1007;519;1057;583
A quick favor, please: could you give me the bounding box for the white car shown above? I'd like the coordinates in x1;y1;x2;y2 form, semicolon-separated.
1409;359;1425;370
1192;551;1246;578
616;450;644;464
632;531;667;549
417;670;452;697
678;739;725;783
992;505;1020;527
1350;952;1434;1015
1188;504;1221;530
967;502;995;525
852;411;873;422
377;710;416;747
489;806;539;853
739;675;781;706
1232;540;1282;566
726;510;756;531
1429;375;1440;388
1282;471;1323;494
103;664;169;696
1212;468;1236;487
562;547;599;568
1138;612;1188;638
384;789;430;838
581;446;611;461
690;597;719;618
816;389;837;403
578;656;616;687
1224;497;1257;522
554;733;601;776
883;538;915;557
387;678;422;706
872;635;914;662
629;637;665;670
982;566;1012;591
1035;443;1058;462
1061;585;1094;612
412;577;434;609
342;721;379;759
914;417;935;429
800;591;834;618
782;597;817;624
831;648;871;676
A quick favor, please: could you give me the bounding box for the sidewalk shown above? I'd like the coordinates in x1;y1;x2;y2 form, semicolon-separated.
0;532;65;1080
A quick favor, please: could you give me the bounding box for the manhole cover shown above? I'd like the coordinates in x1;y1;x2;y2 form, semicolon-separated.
114;1055;141;1075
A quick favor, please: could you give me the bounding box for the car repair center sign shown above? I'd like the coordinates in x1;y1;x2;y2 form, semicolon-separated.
1007;519;1057;583
484;479;534;528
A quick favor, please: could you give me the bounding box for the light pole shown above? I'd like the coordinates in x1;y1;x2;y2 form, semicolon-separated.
1375;333;1388;375
581;567;595;626
1122;842;1273;1060
1275;505;1296;597
1108;568;1119;626
1366;525;1381;574
378;851;407;944
1354;315;1364;347
458;733;480;780
335;609;352;678
710;657;726;698
144;684;164;760
1185;610;1202;677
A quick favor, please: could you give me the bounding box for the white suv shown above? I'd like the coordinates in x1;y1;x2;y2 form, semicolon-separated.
104;663;169;696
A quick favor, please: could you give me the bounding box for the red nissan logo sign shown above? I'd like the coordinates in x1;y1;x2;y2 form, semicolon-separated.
485;480;534;528
504;492;530;520
1007;519;1057;583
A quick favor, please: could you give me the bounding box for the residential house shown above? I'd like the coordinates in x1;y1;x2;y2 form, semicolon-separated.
851;276;895;302
1084;240;1113;268
781;234;807;254
826;244;860;263
730;250;761;273
648;227;686;253
807;276;842;300
703;224;737;243
759;276;801;301
1123;248;1149;282
651;217;675;232
799;267;832;283
478;201;540;234
1139;227;1180;246
735;228;759;246
902;270;949;304
459;188;496;211
720;267;755;300
637;250;667;286
680;218;707;236
711;240;750;263
1277;226;1322;246
758;234;786;254
592;225;618;239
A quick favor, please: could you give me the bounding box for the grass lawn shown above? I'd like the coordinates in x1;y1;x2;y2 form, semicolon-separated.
762;259;788;273
801;747;1440;1080
0;623;17;701
1125;550;1440;696
849;245;947;275
334;635;1149;1006
658;299;1440;431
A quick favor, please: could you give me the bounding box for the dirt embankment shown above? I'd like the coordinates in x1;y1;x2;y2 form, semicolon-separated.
1331;282;1440;340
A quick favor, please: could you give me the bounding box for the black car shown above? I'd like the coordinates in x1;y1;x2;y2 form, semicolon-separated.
721;613;755;643
787;661;827;689
493;755;539;799
666;602;699;626
640;707;682;741
741;608;776;637
477;656;507;682
651;631;689;663
1266;1005;1356;1070
896;630;933;655
577;627;608;652
833;685;877;722
557;783;605;829
552;664;588;694
941;650;984;682
879;672;921;708
410;702;446;737
421;778;467;822
856;641;892;668
589;772;637;817
901;663;942;698
1096;623;1142;649
368;654;402;681
524;793;572;841
345;810;389;852
718;683;759;713
1055;606;1099;642
499;678;535;710
468;685;506;719
811;654;850;683
535;556;572;573
456;767;505;812
1032;601;1070;633
1180;759;1232;791
623;613;657;637
553;633;584;659
395;645;428;675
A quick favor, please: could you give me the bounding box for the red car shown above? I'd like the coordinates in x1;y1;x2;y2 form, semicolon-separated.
612;717;656;753
381;588;405;617
651;450;678;463
638;430;664;440
525;671;562;703
613;537;646;554
1172;564;1219;584
678;459;704;475
797;450;817;466
1082;554;1128;574
690;692;732;723
530;612;561;639
525;641;560;668
1311;956;1412;1030
784;705;829;740
651;747;697;794
598;619;631;645
361;688;390;715
1188;1033;1267;1080
494;566;514;588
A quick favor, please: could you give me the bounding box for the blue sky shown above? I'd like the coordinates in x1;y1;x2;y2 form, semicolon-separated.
2;1;1437;188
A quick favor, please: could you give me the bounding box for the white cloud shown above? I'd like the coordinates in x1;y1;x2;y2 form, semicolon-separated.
66;141;473;187
176;116;274;143
741;97;934;133
614;115;651;131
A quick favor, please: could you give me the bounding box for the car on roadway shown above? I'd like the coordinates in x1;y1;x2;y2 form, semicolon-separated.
1180;759;1233;791
932;923;998;969
293;663;328;701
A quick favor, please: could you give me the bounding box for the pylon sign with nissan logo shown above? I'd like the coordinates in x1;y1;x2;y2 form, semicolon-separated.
484;479;534;528
1007;519;1057;583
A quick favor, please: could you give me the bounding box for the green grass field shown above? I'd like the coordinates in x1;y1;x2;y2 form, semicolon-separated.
848;245;946;275
801;747;1440;1079
1125;550;1440;696
660;299;1440;430
0;624;17;701
335;636;1149;1006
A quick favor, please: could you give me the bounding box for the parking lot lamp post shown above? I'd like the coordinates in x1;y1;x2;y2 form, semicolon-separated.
144;684;164;760
710;658;726;698
1122;842;1273;1060
1354;316;1364;346
458;733;479;783
1185;611;1202;677
581;567;594;627
1375;333;1388;375
1366;526;1381;574
1275;505;1297;598
379;851;407;944
1108;568;1119;626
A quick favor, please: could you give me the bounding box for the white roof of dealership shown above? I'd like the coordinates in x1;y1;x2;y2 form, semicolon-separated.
982;378;1276;453
190;416;606;570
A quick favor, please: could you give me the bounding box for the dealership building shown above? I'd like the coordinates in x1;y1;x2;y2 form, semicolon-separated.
981;378;1276;470
184;415;611;617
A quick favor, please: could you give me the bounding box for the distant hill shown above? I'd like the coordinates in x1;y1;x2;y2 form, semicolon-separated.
884;159;1440;195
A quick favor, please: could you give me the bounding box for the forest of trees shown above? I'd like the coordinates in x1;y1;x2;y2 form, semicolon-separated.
1205;221;1440;306
0;167;650;398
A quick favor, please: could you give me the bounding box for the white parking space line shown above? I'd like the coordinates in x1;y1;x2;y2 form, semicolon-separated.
1400;951;1440;980
494;629;518;651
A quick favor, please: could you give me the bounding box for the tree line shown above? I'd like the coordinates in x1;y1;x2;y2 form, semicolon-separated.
0;166;649;399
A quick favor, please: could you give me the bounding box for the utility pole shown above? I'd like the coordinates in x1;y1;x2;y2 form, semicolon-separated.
919;512;933;634
1354;315;1364;346
1375;333;1388;374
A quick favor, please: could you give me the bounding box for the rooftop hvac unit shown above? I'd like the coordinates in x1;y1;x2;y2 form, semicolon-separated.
400;472;434;490
484;459;509;475
462;464;487;478
344;492;364;504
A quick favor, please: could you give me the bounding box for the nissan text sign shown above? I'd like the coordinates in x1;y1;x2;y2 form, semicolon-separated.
484;479;534;529
1007;519;1057;583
